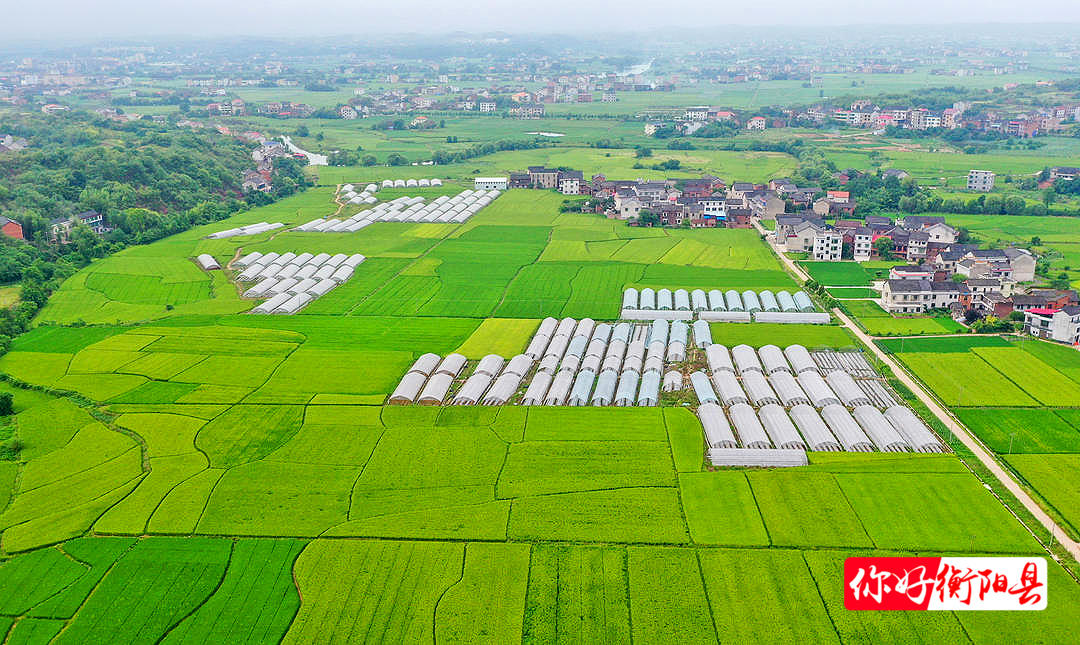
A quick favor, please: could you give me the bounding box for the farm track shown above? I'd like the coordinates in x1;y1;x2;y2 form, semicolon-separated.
834;308;1080;563
755;214;1080;564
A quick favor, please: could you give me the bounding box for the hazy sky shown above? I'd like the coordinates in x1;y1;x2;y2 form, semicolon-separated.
8;0;1080;38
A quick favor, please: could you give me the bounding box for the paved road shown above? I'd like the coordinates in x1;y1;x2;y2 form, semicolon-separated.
834;308;1080;563
754;217;1080;562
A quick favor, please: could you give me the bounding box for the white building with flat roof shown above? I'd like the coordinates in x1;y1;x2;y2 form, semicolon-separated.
967;169;995;192
474;177;508;190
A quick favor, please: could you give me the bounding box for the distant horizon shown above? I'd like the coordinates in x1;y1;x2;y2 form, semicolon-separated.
5;0;1080;44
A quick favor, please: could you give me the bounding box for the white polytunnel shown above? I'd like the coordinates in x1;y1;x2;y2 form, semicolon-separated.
758;404;807;449
741;290;762;313
793;291;816;312
235;251;263;268
708;289;726;311
725;289;744;312
663;371;683;392
821;404;875;452
639;288;656;310
825;370;871;406
690;371;719;405
691;289;708;312
244;278;277;298
667;341;686;363
649;319;669;346
712;370;748;406
537;353;560;375
521;371;553;406
559;353;581;375
622;341;646;375
758;345;791;374
646;339;665;361
257;263;284;280
706;344;735;373
504;354;533;378
524;333;552;361
643;355;664;377
759;290;780;312
275;264;300;281
581;354;602;377
408;353;442;377
611;322;632;345
657;288;674;310
586;338;607;360
853;405;910;452
277;252;298;265
789;404;842;451
307;279;337;297
543;336;571;363
237;265;264;282
417;372;454;405
389;371;428;404
742;371;780;406
544;369;576;406
591;323;612;344
252;293;290;314
535;317;559;339
637;370;661;406
475;354;506;378
565;335;589;359
554;317;577;339
269;279;298;296
604;337;627;363
591;370;619;406
573;318;595;341
692;320;713;348
567;370;597;406
453;372;493;406
615;370;640;406
769;371;810;406
288;278;318;295
884;406;946;453
784;344;818;374
732;344;763;374
729;403;772;448
330;266;354;284
293;252;314;265
698;403;737;449
797;371;841;407
777;290;798;312
195;254;221;270
670;320;689;346
674;289;691;311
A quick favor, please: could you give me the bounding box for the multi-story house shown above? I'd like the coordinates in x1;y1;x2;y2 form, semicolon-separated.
1023;306;1080;344
967;169;995;192
881;279;966;313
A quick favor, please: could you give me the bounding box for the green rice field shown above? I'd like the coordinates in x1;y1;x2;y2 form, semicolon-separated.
0;184;1077;641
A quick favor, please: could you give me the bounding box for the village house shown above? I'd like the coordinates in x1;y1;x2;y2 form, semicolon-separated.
1023;306;1080;345
881;279;966;313
0;216;24;240
49;210;107;243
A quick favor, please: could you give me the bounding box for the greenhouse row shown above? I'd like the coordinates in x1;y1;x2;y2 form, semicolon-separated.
205;221;284;240
811;351;877;378
697;401;945;454
622;288;816;314
233;250;364;314
388;351;533;406
296;189;499;232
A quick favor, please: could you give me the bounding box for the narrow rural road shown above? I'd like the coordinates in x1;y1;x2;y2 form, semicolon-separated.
281;135;328;166
833;308;1080;563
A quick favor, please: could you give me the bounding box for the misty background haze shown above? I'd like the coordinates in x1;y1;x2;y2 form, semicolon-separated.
7;0;1080;39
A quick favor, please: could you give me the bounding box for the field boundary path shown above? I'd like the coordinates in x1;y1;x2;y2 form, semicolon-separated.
833;307;1080;563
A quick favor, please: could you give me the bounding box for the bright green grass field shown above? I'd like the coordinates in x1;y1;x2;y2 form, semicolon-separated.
843;299;965;336
3;179;1080;640
1006;454;1080;538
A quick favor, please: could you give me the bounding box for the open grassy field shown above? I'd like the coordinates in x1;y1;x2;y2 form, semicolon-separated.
1;179;1078;640
842;299;965;336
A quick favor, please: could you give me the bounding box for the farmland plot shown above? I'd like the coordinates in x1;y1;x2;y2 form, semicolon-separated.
523;545;630;645
897;352;1037;407
973;347;1080;406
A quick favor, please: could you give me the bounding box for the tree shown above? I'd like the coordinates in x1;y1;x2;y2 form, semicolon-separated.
361;154;377;166
638;210;659;226
0;392;12;416
1003;195;1026;215
295;125;310;137
872;237;895;260
634;146;652;158
386;153;408;166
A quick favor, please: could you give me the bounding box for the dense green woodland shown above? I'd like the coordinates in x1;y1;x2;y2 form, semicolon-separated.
0;111;309;349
